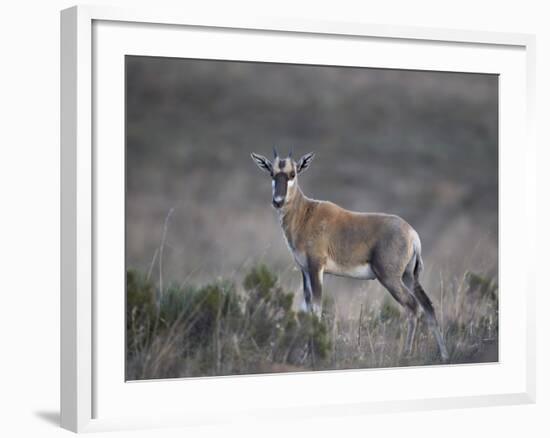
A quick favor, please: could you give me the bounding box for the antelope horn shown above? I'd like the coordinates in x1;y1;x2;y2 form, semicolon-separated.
273;146;279;158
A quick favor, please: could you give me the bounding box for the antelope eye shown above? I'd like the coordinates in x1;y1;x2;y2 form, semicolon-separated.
289;171;296;179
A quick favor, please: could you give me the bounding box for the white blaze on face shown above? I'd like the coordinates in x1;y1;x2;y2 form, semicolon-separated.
273;177;295;204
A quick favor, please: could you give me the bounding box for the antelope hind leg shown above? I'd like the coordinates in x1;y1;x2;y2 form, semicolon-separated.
412;281;450;362
375;275;420;358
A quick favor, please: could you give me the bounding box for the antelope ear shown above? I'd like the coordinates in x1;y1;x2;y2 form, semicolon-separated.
251;153;273;173
297;152;315;174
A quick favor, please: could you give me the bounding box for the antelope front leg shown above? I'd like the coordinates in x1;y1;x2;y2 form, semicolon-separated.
307;259;324;318
300;269;312;312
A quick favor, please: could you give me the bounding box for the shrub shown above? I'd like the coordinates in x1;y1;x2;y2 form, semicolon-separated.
126;264;333;378
243;264;331;363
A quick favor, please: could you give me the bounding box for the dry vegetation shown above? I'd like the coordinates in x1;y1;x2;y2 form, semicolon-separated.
126;262;497;380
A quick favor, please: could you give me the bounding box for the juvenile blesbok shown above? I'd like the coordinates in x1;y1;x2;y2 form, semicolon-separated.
251;148;449;361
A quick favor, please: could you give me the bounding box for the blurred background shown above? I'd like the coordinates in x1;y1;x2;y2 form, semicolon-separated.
126;55;498;312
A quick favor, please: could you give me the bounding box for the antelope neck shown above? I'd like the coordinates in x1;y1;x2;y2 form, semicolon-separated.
278;184;311;236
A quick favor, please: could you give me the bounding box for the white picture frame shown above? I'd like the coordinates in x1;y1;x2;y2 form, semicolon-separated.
60;4;536;433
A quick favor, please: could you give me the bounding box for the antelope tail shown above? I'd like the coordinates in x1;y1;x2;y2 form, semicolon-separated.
413;251;424;280
412;252;435;316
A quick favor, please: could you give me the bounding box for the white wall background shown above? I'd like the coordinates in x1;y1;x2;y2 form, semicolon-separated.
0;1;547;436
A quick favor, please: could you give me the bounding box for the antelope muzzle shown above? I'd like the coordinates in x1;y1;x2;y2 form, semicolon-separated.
272;173;288;208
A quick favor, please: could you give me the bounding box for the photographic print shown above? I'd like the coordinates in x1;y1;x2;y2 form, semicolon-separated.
125;56;498;380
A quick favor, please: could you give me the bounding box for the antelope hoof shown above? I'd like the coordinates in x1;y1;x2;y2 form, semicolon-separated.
311;303;322;319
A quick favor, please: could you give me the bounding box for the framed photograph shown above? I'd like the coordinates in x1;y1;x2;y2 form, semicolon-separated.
61;5;536;432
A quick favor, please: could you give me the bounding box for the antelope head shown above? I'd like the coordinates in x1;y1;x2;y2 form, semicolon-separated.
251;147;314;209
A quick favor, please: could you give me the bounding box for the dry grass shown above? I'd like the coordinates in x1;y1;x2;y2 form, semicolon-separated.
126;262;497;380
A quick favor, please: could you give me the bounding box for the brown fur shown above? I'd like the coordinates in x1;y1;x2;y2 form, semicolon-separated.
280;190;417;275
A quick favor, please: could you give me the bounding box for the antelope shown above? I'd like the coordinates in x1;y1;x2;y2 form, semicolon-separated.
251;148;449;361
